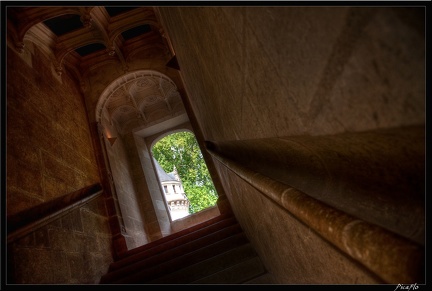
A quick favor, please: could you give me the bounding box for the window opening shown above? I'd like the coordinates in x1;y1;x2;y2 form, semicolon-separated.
152;131;218;220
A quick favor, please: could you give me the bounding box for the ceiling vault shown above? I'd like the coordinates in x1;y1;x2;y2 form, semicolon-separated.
7;6;167;77
8;6;186;137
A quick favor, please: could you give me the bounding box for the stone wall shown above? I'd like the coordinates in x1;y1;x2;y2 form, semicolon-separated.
134;134;171;238
102;131;149;249
7;41;100;215
7;196;112;284
159;7;424;141
7;41;112;283
158;6;425;283
215;161;383;284
6;5;425;284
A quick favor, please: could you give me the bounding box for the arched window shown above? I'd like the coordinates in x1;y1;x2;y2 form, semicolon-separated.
152;131;218;215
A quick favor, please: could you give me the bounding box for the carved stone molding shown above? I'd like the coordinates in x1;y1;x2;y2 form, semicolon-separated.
96;70;185;135
6;6;166;82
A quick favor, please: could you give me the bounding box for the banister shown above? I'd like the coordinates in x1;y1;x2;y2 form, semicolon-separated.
7;183;103;244
207;148;424;284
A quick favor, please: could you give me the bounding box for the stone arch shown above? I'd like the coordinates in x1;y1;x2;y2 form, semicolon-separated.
150;127;195;151
95;69;178;123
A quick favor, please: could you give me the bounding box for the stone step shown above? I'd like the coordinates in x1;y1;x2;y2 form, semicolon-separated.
108;214;238;272
107;232;250;284
147;243;265;284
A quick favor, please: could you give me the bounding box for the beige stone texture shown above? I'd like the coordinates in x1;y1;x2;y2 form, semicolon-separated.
6;6;425;285
158;6;425;284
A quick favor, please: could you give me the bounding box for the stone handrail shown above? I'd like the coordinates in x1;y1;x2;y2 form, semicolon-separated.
7;183;103;244
207;148;424;284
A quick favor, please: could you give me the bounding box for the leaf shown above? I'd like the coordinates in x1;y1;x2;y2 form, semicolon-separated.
152;131;218;214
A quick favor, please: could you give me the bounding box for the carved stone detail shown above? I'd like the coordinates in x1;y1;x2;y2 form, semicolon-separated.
7;7;165;83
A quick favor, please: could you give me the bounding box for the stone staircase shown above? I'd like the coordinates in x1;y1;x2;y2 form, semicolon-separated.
99;213;268;284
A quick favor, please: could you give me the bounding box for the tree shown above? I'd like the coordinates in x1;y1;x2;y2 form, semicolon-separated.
152;131;218;213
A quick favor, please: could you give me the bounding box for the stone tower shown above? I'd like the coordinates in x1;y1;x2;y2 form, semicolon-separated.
154;158;190;221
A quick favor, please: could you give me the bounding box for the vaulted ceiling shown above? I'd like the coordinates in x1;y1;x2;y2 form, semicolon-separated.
96;70;187;135
7;6;170;76
7;6;186;136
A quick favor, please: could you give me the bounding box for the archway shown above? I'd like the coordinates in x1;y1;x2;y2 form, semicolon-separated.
94;70;221;247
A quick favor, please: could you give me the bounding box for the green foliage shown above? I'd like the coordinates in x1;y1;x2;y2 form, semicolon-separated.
152;131;218;213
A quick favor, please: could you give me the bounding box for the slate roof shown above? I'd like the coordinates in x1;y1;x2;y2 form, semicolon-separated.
154;158;177;182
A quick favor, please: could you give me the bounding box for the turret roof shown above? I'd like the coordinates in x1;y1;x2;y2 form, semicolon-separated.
154;158;177;182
